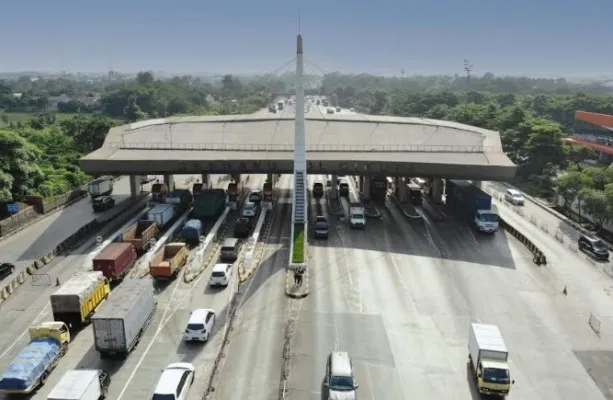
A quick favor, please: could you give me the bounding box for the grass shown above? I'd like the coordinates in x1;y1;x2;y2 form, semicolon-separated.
292;222;305;263
0;111;86;127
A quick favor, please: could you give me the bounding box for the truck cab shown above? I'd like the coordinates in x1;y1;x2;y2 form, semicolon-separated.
349;207;365;229
475;207;499;233
469;323;514;396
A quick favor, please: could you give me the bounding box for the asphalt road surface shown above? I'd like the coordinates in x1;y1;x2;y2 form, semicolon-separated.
211;175;293;399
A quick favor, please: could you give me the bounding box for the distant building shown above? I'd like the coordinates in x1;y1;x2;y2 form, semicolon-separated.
566;111;613;163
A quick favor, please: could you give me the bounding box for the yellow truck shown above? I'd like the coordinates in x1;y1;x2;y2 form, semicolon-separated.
0;322;70;394
469;323;514;397
121;220;159;252
50;271;111;329
149;242;188;280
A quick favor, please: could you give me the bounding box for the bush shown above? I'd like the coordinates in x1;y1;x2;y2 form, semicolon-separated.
292;223;305;263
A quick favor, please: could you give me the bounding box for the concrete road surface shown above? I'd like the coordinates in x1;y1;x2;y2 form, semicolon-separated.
211;175;293;399
280;176;610;399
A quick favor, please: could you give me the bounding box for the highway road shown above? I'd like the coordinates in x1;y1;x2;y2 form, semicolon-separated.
278;175;610;399
211;175;293;399
0;175;263;400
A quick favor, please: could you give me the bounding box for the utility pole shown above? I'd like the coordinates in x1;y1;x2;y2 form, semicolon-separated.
464;59;473;88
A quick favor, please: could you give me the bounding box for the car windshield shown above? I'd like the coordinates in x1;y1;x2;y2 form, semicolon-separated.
478;213;499;222
315;222;328;229
329;375;355;391
187;323;204;331
592;240;606;249
351;213;364;219
152;394;174;400
244;203;254;210
482;367;511;384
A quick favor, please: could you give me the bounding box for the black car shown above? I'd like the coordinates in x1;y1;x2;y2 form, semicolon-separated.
313;216;329;239
312;182;324;198
234;217;252;238
92;196;115;212
249;189;263;204
0;263;15;280
578;234;610;261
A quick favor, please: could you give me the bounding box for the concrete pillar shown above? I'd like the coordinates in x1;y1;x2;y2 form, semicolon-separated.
472;180;482;189
163;174;175;191
393;177;399;197
362;176;371;200
432;179;443;204
267;173;273;185
359;176;365;193
201;174;209;188
129;175;141;197
330;175;338;198
398;178;407;202
232;174;241;183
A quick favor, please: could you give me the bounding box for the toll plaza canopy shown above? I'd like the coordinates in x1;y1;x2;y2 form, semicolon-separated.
80;113;517;180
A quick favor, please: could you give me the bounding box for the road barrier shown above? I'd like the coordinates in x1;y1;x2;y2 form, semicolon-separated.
499;218;547;265
0;194;149;305
239;208;268;282
390;193;422;220
285;269;309;299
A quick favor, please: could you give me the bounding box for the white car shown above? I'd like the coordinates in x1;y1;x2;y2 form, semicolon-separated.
210;263;232;287
152;362;195;400
242;201;259;217
184;308;216;342
504;189;525;206
249;189;263;203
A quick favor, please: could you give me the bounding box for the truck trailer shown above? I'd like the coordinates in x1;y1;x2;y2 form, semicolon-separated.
192;189;226;220
0;322;70;394
50;272;111;329
92;280;156;358
180;219;203;245
445;180;499;233
88;178;113;199
47;369;110;400
370;177;388;201
149;243;189;280
147;203;175;228
93;242;137;282
120;220;159;252
468;323;514;396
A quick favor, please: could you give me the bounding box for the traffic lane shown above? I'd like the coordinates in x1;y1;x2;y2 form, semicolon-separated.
484;181;581;241
412;205;608;399
211;189;292;399
0;177;132;266
287;205;416;399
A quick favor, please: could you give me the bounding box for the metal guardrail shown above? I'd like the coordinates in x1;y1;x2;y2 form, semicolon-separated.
104;141;503;153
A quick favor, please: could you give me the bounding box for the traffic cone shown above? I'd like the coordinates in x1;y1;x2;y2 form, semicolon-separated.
56;278;60;286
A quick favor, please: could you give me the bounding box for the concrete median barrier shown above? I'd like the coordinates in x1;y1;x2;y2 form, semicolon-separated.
390;193;422;220
285;269;309;299
500;218;547;265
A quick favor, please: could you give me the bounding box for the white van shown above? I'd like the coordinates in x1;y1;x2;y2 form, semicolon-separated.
184;308;216;342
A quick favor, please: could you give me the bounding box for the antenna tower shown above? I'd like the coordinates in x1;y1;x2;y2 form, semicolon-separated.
464;59;473;87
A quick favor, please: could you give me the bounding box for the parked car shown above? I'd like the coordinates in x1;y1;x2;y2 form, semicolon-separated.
0;263;15;280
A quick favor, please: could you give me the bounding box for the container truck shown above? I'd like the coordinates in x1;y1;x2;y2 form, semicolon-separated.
349;206;366;229
151;182;169;202
180;219;203;245
92;280;156;359
47;369;110;400
120;220;159;252
166;189;193;210
0;322;70;394
263;181;273;202
227;182;239;203
92;243;137;283
192;189;226;220
147;203;175;228
88;178;113;199
50;272;111;329
149;243;189;280
192;182;205;197
370;176;388;201
407;183;423;205
468;323;514;396
445;180;499;233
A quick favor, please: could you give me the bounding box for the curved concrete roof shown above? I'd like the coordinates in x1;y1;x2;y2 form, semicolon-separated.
81;112;516;180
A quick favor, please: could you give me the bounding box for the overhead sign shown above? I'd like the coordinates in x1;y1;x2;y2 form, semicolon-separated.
7;203;19;214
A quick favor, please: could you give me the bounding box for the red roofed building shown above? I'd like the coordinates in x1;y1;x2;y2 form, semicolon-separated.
566;111;613;161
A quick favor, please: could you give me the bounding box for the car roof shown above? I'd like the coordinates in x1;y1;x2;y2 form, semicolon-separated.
581;234;602;242
250;189;262;193
154;363;194;394
222;237;239;246
507;189;522;195
213;263;231;272
330;352;352;376
188;308;214;323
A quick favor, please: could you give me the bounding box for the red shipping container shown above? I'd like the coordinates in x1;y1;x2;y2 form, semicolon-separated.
93;242;136;281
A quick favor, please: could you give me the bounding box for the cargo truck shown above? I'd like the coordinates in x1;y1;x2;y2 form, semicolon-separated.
370;176;388;201
446;180;499;233
349;206;366;229
468;323;514;396
147;203;175;228
51;272;111;329
166;189;193;210
192;182;205;197
93;243;137;283
92;280;156;359
151;182;169;202
181;219;203;245
192;189;226;220
227;182;239;203
149;243;189;280
120;220;159;252
88;178;113;199
407;183;423;205
263;181;273;202
47;369;110;400
0;322;70;394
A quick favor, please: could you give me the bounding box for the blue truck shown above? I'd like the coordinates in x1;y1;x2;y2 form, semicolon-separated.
0;322;71;394
180;219;203;245
445;180;499;233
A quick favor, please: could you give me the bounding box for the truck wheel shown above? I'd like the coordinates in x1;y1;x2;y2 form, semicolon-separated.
40;371;49;384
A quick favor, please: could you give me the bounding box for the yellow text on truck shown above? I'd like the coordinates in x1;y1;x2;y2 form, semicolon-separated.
50;271;111;329
468;323;514;396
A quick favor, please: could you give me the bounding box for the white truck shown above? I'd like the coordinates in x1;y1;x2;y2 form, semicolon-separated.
349;206;366;229
88;178;113;199
91;279;156;358
468;323;514;397
47;369;110;400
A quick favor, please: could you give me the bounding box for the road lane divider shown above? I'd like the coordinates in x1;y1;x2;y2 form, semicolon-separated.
183;207;231;283
0;194;149;305
285;268;309;298
499;217;547;265
389;193;422;220
238;208;268;282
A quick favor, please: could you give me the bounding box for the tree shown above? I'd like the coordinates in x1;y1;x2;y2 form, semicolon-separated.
124;95;147;122
136;71;155;85
580;188;612;230
557;171;592;213
0;129;44;202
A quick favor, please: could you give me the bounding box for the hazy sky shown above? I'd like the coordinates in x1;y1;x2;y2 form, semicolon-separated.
1;0;611;77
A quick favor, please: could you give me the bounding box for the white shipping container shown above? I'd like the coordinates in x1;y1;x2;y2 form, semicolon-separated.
92;279;155;356
50;272;106;314
468;323;508;373
47;369;101;400
88;179;112;197
147;204;175;227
